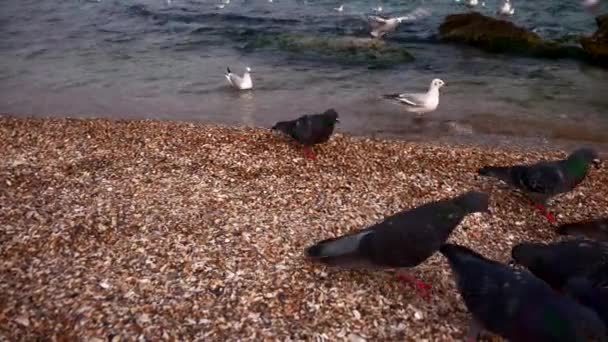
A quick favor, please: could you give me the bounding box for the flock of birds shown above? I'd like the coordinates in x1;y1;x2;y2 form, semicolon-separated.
219;1;607;340
286;115;606;341
266;107;607;341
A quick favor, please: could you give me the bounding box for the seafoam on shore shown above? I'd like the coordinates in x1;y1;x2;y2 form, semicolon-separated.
0;116;606;340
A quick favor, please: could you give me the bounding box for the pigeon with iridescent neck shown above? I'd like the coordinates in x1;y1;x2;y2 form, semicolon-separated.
478;147;601;222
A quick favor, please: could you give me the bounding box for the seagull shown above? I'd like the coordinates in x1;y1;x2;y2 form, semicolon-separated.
465;0;479;8
225;67;253;90
497;0;515;16
368;8;431;38
334;4;344;12
383;79;445;115
372;5;383;13
216;3;225;9
581;0;600;11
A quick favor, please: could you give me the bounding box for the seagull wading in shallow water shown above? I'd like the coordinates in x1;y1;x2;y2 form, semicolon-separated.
334;4;344;12
581;0;600;11
383;78;445;115
497;0;515;17
224;67;252;90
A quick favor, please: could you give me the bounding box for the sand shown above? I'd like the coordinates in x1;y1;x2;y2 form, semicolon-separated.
0;115;606;341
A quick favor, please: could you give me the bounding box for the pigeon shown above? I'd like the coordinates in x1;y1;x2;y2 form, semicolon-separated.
225;67;253;90
440;243;608;342
368;8;431;38
383;78;445;115
557;217;608;242
305;191;490;297
271;109;339;159
496;0;514;17
564;276;608;328
477;147;601;222
510;240;608;290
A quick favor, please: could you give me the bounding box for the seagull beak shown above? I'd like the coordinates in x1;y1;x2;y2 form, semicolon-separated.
593;158;601;169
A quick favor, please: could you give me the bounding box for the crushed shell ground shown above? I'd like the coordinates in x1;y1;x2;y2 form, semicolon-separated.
0;116;606;341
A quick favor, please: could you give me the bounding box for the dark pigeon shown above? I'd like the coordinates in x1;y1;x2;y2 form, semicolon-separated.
564;276;608;329
510;239;608;290
305;191;490;297
557;217;608;242
440;243;607;342
271;109;339;159
477;147;601;222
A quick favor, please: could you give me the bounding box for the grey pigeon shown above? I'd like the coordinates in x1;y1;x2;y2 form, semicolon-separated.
478;147;601;222
441;243;607;342
510;239;608;290
557;217;608;242
272;109;339;159
305;191;490;297
564;276;608;329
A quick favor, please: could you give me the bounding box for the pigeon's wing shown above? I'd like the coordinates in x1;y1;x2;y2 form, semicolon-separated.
291;115;314;145
442;244;608;341
363;196;475;268
517;162;566;195
557;218;608;241
305;113;337;145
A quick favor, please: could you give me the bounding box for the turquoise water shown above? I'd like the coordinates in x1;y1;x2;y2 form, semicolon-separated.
0;0;607;147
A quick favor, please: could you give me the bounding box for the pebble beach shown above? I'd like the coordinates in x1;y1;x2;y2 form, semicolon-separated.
1;116;607;341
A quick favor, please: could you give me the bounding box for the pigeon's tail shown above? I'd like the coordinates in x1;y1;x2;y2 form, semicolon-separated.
556;220;608;241
454;191;490;214
477;165;511;180
305;231;371;265
271;120;295;135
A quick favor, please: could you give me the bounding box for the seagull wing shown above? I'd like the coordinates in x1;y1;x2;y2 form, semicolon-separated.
368;15;388;29
396;93;427;107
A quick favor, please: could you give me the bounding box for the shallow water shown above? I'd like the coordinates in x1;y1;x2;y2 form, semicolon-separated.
0;0;607;148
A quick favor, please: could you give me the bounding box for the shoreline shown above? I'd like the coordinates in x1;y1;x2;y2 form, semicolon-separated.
1;115;607;340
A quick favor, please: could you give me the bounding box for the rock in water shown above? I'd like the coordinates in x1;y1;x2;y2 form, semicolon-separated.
581;14;608;68
510;239;608;289
438;12;586;59
441;243;607;342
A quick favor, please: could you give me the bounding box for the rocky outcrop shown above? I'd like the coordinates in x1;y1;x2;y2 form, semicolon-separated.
243;33;414;68
580;14;608;67
438;12;585;59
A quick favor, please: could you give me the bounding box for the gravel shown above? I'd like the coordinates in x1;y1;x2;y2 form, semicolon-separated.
1;116;606;341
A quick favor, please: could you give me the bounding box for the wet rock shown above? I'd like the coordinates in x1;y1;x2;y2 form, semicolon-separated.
438;12;585;59
580;13;608;67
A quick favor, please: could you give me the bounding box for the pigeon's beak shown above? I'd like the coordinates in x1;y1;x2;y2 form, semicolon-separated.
335;118;340;123
507;259;517;267
592;158;601;169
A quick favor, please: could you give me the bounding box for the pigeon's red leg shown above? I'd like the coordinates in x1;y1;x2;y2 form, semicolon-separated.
532;203;556;223
395;271;431;298
302;146;316;159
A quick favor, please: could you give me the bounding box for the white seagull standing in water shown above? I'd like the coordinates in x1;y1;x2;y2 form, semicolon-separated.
497;0;515;17
225;67;253;90
383;79;445;115
334;4;344;12
368;8;431;38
